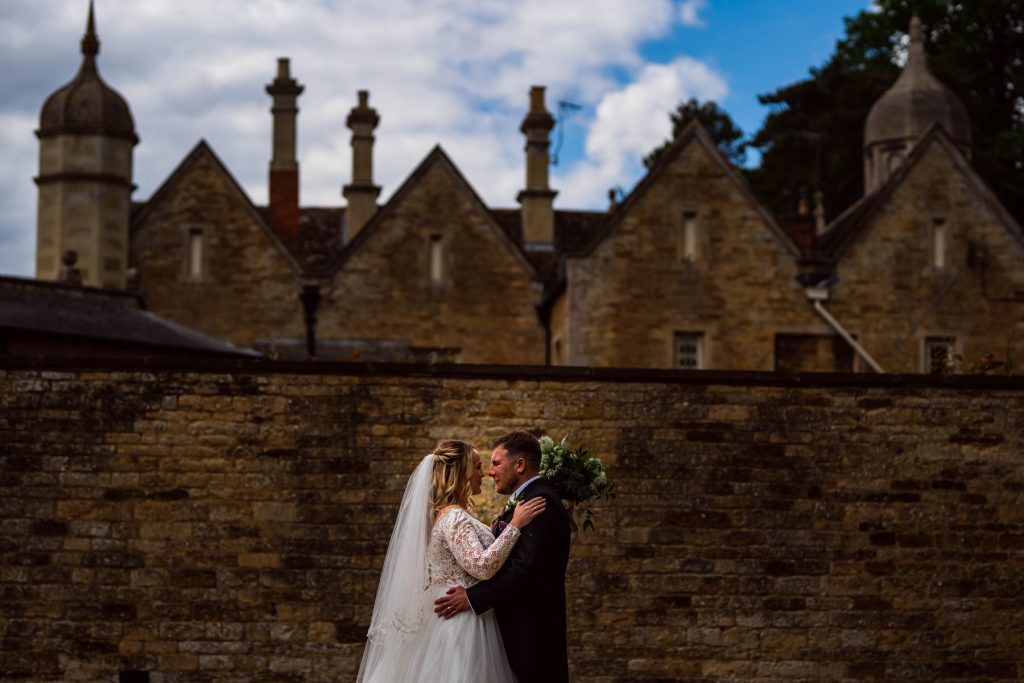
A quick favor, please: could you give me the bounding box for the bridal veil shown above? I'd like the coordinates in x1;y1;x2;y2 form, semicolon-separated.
356;454;434;682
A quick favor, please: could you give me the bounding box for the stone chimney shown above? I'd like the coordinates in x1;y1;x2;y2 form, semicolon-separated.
517;86;557;246
265;58;303;248
342;90;381;240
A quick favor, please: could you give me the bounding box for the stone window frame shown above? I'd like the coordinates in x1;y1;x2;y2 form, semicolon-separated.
674;330;705;369
771;329;859;373
921;333;960;373
185;226;205;282
677;210;699;263
931;216;948;270
428;232;446;291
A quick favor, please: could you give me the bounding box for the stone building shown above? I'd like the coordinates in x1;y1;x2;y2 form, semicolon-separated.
32;9;1024;371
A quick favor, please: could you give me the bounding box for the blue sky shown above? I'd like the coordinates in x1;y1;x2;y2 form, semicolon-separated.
648;1;870;154
0;0;874;277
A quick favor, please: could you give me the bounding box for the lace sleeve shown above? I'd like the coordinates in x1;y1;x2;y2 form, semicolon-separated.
439;509;521;580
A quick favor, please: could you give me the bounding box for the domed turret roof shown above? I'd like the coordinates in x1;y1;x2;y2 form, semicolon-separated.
864;16;970;150
38;2;137;143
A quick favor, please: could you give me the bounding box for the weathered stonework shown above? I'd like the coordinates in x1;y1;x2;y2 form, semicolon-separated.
36;134;134;289
827;137;1024;372
316;149;546;365
567;131;826;370
130;144;305;348
2;359;1023;682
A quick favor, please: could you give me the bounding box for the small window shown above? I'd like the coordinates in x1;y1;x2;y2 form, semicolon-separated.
680;211;698;262
675;332;704;369
188;228;203;280
932;217;947;269
886;150;905;174
429;234;444;285
924;335;957;373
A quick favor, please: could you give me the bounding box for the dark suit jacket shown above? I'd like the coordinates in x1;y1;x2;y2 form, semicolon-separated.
467;478;571;683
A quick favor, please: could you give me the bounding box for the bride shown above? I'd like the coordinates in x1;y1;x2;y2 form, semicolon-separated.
356;440;545;682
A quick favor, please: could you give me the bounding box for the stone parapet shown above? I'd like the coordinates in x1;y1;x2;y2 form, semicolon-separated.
1;359;1023;681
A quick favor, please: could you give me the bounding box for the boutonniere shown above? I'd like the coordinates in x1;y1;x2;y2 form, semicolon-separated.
503;492;524;514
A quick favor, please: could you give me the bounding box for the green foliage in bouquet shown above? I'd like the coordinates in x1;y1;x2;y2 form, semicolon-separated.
538;435;615;533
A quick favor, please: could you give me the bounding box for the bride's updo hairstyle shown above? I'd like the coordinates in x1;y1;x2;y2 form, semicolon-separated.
431;439;475;518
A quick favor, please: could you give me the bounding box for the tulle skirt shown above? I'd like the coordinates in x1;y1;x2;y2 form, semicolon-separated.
359;590;516;683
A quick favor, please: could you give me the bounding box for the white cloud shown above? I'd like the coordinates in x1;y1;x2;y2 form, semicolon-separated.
0;0;723;277
557;56;727;205
678;0;708;27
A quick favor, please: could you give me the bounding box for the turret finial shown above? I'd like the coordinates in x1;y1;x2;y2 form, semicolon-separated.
81;0;99;57
907;15;925;63
909;15;923;44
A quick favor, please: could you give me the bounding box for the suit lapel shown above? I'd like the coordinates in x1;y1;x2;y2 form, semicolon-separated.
493;478;548;536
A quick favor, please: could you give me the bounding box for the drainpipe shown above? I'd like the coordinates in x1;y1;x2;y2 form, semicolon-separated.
805;286;885;373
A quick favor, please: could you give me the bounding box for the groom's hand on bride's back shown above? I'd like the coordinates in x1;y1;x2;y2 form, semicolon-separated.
433;586;469;619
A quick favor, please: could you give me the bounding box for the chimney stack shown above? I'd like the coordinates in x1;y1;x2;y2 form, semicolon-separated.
517;86;557;247
342;90;381;240
266;58;303;248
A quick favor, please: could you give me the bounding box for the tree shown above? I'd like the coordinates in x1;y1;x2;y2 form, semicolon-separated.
643;98;746;169
744;57;895;221
746;0;1024;222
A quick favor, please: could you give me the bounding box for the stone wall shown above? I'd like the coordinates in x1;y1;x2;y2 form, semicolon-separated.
2;358;1023;682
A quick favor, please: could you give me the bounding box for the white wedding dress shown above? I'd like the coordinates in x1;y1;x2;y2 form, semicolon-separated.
357;455;520;683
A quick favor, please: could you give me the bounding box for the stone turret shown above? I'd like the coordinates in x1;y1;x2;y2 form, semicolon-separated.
863;16;971;193
517;86;557;246
35;0;138;289
342;90;381;241
266;57;304;248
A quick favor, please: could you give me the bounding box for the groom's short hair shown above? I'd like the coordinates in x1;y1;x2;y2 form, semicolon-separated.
492;431;541;471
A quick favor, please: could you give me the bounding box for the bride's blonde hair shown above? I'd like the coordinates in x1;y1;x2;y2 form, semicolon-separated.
431;440;475;518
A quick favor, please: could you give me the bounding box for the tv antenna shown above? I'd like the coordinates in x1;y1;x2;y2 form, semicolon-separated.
551;99;582;166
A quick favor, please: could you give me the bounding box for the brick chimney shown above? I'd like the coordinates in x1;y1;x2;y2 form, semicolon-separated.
265;58;303;248
342;90;381;241
517;86;557;247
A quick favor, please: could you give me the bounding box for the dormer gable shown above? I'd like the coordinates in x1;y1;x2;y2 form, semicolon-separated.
322;145;538;280
816;124;1024;263
577;120;801;259
131;139;303;274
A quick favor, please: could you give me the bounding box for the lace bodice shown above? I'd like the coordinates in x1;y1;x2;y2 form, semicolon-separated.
427;507;521;589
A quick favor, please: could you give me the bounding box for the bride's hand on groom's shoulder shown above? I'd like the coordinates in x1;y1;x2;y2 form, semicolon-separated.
510;497;545;530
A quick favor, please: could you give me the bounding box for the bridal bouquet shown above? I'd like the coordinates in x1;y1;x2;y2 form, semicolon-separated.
538;435;614;533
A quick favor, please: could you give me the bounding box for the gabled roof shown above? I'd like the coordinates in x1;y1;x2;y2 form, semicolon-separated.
490;208;606;286
815;124;1024;261
0;276;259;357
130;139;303;273
316;145;539;279
576;120;802;258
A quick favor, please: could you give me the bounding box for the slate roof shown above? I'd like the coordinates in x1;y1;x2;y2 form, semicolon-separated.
0;276;259;357
254;205;347;273
490;208;606;286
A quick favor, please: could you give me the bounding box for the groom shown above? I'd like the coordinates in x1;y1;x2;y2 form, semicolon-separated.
434;430;571;683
